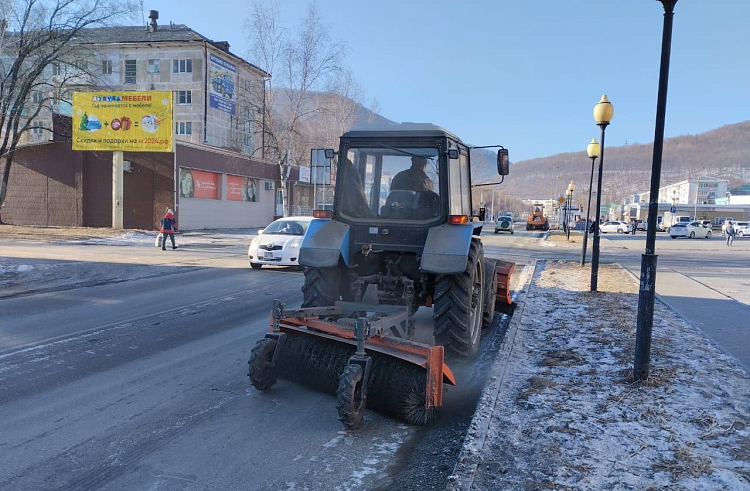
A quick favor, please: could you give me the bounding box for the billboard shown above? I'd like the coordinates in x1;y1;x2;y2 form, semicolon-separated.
227;175;258;202
72;91;173;152
209;53;237;115
180;168;219;199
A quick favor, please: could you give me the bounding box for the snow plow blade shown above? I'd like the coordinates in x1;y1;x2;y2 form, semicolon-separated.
247;301;456;427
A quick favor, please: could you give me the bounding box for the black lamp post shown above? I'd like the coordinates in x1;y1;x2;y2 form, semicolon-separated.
566;181;576;241
590;95;614;292
581;139;600;265
565;188;571;238
635;0;678;381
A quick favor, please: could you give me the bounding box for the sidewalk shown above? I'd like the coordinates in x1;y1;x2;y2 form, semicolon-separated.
449;260;750;490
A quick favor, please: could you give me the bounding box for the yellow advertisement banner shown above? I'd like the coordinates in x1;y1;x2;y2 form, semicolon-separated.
72;91;173;152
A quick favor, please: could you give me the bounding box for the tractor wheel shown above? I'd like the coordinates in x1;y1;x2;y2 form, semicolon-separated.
248;338;278;391
302;264;345;307
336;364;365;429
482;260;497;330
433;239;484;359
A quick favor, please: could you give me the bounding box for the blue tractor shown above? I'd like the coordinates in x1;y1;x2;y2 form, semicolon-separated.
248;123;512;428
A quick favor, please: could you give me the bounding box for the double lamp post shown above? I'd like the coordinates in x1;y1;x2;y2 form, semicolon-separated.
580;138;600;265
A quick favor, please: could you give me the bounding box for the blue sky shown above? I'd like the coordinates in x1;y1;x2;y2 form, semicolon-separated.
149;0;749;162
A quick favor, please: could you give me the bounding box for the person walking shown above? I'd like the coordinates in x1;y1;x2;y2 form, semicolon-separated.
160;209;177;250
726;222;735;247
631;220;637;235
722;219;729;237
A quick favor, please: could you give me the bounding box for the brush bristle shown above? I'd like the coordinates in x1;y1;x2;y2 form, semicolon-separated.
274;333;434;425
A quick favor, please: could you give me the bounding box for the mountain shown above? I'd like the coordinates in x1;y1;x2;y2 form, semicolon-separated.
479;121;750;203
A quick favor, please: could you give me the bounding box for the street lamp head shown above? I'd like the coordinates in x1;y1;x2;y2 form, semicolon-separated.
593;95;614;125
569;181;577;192
587;138;600;158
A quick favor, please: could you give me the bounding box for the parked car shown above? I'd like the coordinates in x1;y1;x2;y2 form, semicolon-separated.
669;221;712;239
634;220;646;231
495;215;514;234
736;223;750;237
599;221;631;234
699;220;713;230
248;216;315;269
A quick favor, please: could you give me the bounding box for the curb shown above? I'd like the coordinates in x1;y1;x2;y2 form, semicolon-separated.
446;260;537;490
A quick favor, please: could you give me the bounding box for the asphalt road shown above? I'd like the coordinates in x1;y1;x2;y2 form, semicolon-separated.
0;238;524;490
1;226;747;490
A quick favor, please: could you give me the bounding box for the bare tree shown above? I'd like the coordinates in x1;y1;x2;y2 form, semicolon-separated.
0;0;134;222
246;1;343;216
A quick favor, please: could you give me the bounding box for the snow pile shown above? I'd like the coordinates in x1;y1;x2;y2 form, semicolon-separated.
455;260;750;490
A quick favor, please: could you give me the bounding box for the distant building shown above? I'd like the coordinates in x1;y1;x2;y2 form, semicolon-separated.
640;177;729;205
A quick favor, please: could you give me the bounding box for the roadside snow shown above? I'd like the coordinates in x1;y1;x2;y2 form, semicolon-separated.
452;260;750;490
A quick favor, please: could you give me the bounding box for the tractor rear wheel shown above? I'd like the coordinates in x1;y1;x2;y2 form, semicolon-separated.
433;239;485;359
301;264;346;307
336;364;366;429
482;259;497;330
248;338;278;391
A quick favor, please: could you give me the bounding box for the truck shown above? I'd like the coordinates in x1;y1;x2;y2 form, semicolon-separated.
662;212;692;232
526;203;549;231
247;123;514;428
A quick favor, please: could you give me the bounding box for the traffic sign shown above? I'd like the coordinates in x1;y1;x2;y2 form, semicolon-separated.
558;197;565;204
670;206;676;213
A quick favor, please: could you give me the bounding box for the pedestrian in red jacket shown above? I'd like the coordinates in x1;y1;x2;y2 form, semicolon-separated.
160;209;177;250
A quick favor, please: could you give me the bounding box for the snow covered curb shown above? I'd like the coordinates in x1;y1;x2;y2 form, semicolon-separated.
447;261;536;490
448;260;750;490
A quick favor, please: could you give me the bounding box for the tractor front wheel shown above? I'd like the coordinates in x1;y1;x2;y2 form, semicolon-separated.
301;264;346;307
434;239;484;359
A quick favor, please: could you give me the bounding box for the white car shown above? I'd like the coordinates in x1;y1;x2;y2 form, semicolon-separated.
599;221;631;234
736;224;750;237
669;221;712;239
248;217;315;269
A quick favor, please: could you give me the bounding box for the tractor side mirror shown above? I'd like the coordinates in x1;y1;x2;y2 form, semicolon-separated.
447;148;459;160
324;149;336;159
497;149;509;176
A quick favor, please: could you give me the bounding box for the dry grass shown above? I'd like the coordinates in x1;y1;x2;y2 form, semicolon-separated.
653;445;714;479
0;224;123;240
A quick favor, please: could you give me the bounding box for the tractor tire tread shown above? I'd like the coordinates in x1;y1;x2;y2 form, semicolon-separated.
248;338;278;391
336;364;365;429
433;239;484;359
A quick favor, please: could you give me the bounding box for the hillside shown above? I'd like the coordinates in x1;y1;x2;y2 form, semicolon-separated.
481;121;750;203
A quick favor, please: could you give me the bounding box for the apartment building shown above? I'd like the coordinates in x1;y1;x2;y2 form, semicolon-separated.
25;13;267;157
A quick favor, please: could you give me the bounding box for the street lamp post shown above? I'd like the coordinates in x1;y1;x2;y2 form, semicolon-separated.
565;188;571;237
590;95;614;292
581;139;600;265
635;0;678;381
567;181;576;241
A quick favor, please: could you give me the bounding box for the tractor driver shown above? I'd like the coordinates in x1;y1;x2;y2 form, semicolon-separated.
391;156;434;193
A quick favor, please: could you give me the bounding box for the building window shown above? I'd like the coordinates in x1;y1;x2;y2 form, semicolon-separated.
176;122;192;135
173;59;192;73
102;60;112;75
52;63;61;76
177;90;192;104
31;91;43;104
74;59;89;71
124;60;136;84
31;123;45;136
147;59;160;74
